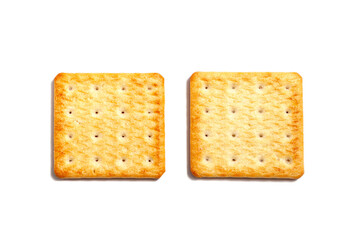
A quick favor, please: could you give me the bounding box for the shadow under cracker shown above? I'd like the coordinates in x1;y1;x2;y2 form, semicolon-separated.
186;77;297;182
50;79;158;182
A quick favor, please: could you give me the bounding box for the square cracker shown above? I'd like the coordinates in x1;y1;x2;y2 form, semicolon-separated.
190;72;303;179
54;73;165;178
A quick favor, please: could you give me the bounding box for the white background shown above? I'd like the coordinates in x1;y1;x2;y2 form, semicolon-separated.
1;0;359;239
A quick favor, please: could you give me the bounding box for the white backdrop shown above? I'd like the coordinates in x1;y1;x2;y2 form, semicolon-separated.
1;0;359;239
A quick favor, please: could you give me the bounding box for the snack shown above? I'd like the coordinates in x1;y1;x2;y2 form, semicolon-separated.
190;72;303;179
54;73;165;178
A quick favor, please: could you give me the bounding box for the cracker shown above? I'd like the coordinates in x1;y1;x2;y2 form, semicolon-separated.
54;73;165;178
190;72;303;179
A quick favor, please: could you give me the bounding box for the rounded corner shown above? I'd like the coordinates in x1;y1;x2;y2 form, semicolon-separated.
190;166;201;178
292;72;302;80
294;169;304;179
150;73;164;83
54;72;65;80
190;72;201;82
155;73;164;79
53;167;65;179
54;73;68;84
155;168;166;179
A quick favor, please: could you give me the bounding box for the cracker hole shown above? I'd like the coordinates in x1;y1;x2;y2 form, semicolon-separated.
121;111;125;114
285;85;290;90
258;85;264;89
95;86;99;91
205;157;210;162
95;157;100;162
148;111;152;114
95;135;99;138
148;134;152;138
259;133;264;138
205;109;209;113
286;134;291;138
259;158;264;163
232;133;236;138
95;111;99;114
122;158;126;162
286;109;291;114
68;134;73;139
205;134;208;137
122;134;126;138
68;159;73;163
258;109;264;113
286;158;292;164
231;108;236;113
232;158;236;162
148;86;152;90
68;86;73;91
148;158;152;163
68;111;72;114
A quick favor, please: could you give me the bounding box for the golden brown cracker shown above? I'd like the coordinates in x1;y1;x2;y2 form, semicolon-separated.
190;72;303;179
54;73;165;178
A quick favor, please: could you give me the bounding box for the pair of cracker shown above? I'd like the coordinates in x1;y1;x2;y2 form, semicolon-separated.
190;72;304;179
54;73;165;178
54;72;303;179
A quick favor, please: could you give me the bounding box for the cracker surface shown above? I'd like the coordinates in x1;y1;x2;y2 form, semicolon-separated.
190;72;303;179
54;73;165;178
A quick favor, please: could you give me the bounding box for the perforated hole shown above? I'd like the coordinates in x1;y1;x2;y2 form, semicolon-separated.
94;134;99;138
148;134;152;138
232;158;236;162
232;133;236;138
204;84;209;90
95;86;99;91
231;108;236;113
148;86;152;90
69;86;73;91
259;133;264;138
259;158;264;163
285;85;290;90
122;158;126;162
68;111;72;115
122;87;126;91
286;109;291;114
68;158;73;163
121;133;126;138
95;110;99;115
205;157;210;162
147;158;153;163
68;134;73;139
205;134;208;137
286;134;291;138
258;85;264;89
285;158;292;164
95;157;100;162
258;108;264;113
148;110;152;114
205;108;209;113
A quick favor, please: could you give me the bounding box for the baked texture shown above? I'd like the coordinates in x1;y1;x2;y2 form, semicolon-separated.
54;73;165;178
190;72;303;179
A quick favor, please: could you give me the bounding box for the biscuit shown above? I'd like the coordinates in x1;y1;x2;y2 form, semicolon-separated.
190;72;303;179
54;73;165;178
